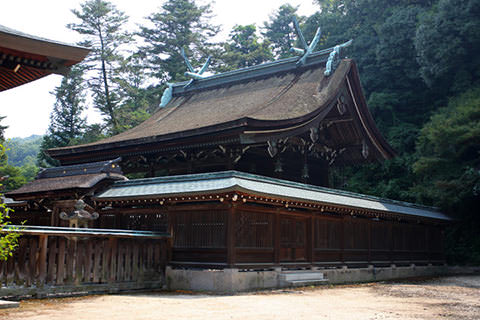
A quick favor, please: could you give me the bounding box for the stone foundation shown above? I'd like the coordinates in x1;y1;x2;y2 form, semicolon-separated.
166;265;472;293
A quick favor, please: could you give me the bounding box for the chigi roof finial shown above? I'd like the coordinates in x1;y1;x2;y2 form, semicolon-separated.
290;16;322;67
181;48;212;87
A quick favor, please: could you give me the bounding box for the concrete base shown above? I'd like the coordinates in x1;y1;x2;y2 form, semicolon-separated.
0;300;19;309
166;265;471;293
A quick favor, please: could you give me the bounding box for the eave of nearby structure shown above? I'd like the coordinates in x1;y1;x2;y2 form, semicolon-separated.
96;171;450;221
0;24;90;91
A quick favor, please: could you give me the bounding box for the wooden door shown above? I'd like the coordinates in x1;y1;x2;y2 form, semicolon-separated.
279;216;307;262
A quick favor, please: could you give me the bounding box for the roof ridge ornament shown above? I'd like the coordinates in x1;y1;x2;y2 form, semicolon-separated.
159;83;173;108
324;40;353;76
181;48;212;86
290;16;322;67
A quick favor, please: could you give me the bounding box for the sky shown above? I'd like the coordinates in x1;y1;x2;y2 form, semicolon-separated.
1;0;319;139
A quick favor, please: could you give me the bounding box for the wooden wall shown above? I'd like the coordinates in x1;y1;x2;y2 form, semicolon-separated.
161;204;445;268
13;202;444;269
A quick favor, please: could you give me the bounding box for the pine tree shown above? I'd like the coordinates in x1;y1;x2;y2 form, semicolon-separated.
217;25;273;71
138;0;219;83
68;0;131;134
0;116;7;143
263;4;302;59
38;66;87;167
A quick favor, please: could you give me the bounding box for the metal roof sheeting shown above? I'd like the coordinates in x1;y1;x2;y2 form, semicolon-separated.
96;171;450;221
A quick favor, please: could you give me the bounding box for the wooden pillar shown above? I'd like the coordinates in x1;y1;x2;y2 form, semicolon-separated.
37;235;48;286
390;220;394;264
340;216;345;264
367;219;372;264
308;215;315;265
274;210;280;265
167;208;174;264
108;237;118;283
226;203;236;267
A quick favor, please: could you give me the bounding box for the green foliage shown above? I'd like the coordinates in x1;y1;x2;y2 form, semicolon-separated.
306;0;480;264
68;0;132;134
413;86;480;210
138;0;219;83
0;144;21;261
262;4;302;59
0;199;21;261
415;0;480;92
5;135;42;167
216;25;273;71
38;66;87;167
0;115;7;142
115;54;160;131
413;87;480;264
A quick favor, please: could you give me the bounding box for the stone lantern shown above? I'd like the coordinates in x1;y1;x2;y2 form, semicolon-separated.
59;199;99;228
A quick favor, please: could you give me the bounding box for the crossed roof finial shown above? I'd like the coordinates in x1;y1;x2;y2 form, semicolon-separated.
289;16;322;67
181;48;211;87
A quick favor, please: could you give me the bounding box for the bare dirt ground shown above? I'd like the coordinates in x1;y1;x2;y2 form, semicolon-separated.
1;275;479;320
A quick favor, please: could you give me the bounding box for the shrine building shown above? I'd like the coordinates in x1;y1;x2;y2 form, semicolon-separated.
3;22;451;294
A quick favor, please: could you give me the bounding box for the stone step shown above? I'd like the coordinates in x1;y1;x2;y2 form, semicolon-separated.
280;271;325;281
287;279;329;286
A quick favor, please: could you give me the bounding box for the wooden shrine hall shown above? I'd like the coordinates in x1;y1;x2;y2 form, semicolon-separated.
5;22;451;293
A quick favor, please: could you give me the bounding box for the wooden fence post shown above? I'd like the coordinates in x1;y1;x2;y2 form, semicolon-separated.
37;235;48;286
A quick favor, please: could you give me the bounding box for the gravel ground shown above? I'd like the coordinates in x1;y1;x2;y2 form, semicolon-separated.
0;275;479;320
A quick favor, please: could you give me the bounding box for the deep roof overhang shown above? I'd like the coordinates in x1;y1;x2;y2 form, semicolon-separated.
0;24;90;91
48;59;395;165
96;170;450;222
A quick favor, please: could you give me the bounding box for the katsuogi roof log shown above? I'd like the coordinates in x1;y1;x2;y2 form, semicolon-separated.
48;51;394;166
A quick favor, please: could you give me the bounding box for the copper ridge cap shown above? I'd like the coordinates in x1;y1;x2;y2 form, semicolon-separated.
166;41;351;97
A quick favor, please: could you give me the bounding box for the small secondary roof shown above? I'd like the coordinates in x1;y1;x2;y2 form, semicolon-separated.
96;170;450;221
7;159;125;200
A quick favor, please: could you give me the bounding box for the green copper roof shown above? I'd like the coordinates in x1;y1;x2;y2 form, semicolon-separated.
96;171;450;221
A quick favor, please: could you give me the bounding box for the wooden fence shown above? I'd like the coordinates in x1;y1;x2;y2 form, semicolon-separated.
0;226;170;299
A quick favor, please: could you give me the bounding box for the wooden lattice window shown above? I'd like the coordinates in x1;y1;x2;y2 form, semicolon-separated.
235;211;273;248
173;210;226;248
280;217;305;248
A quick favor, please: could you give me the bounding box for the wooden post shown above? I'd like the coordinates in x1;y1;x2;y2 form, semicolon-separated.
108;238;118;283
226;203;236;267
308;215;315;265
390;221;394;264
367;219;372;264
274;210;280;265
37;235;48;286
46;237;57;284
56;238;66;285
340;216;345;264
